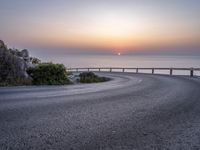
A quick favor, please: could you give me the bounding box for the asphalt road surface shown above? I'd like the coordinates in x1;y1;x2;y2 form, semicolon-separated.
0;72;200;150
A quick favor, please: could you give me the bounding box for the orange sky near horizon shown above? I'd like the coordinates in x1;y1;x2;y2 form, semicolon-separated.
0;0;200;55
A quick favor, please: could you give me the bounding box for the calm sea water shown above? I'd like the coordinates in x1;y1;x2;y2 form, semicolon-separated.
42;54;200;76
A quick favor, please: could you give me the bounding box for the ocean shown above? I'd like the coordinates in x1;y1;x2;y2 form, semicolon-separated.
41;54;200;76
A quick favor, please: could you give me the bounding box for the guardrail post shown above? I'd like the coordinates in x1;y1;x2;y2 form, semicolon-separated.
170;68;173;75
152;68;154;74
190;68;194;77
69;67;199;77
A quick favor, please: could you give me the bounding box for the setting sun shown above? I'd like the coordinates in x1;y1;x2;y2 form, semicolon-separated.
1;0;199;55
1;1;200;150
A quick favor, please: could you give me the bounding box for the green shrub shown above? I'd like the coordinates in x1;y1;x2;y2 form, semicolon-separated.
27;63;70;85
79;72;109;83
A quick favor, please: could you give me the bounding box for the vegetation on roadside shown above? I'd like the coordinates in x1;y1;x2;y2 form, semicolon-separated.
0;40;108;86
31;57;41;64
0;78;32;86
27;63;71;85
79;72;109;83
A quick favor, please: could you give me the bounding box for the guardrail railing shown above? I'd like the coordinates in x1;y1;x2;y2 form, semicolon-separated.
67;67;200;77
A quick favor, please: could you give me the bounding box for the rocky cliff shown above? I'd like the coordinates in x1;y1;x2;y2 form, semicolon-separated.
0;40;34;82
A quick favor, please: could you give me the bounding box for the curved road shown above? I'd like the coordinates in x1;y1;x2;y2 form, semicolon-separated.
0;73;200;150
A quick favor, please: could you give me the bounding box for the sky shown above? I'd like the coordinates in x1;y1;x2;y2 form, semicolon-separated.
0;0;200;56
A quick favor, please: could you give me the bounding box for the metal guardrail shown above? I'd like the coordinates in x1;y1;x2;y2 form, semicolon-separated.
67;67;200;77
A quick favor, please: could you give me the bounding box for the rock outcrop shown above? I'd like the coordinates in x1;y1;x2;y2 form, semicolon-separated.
0;40;34;81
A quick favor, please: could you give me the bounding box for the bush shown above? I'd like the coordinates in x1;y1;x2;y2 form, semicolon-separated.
79;72;109;83
27;63;70;85
31;57;41;64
